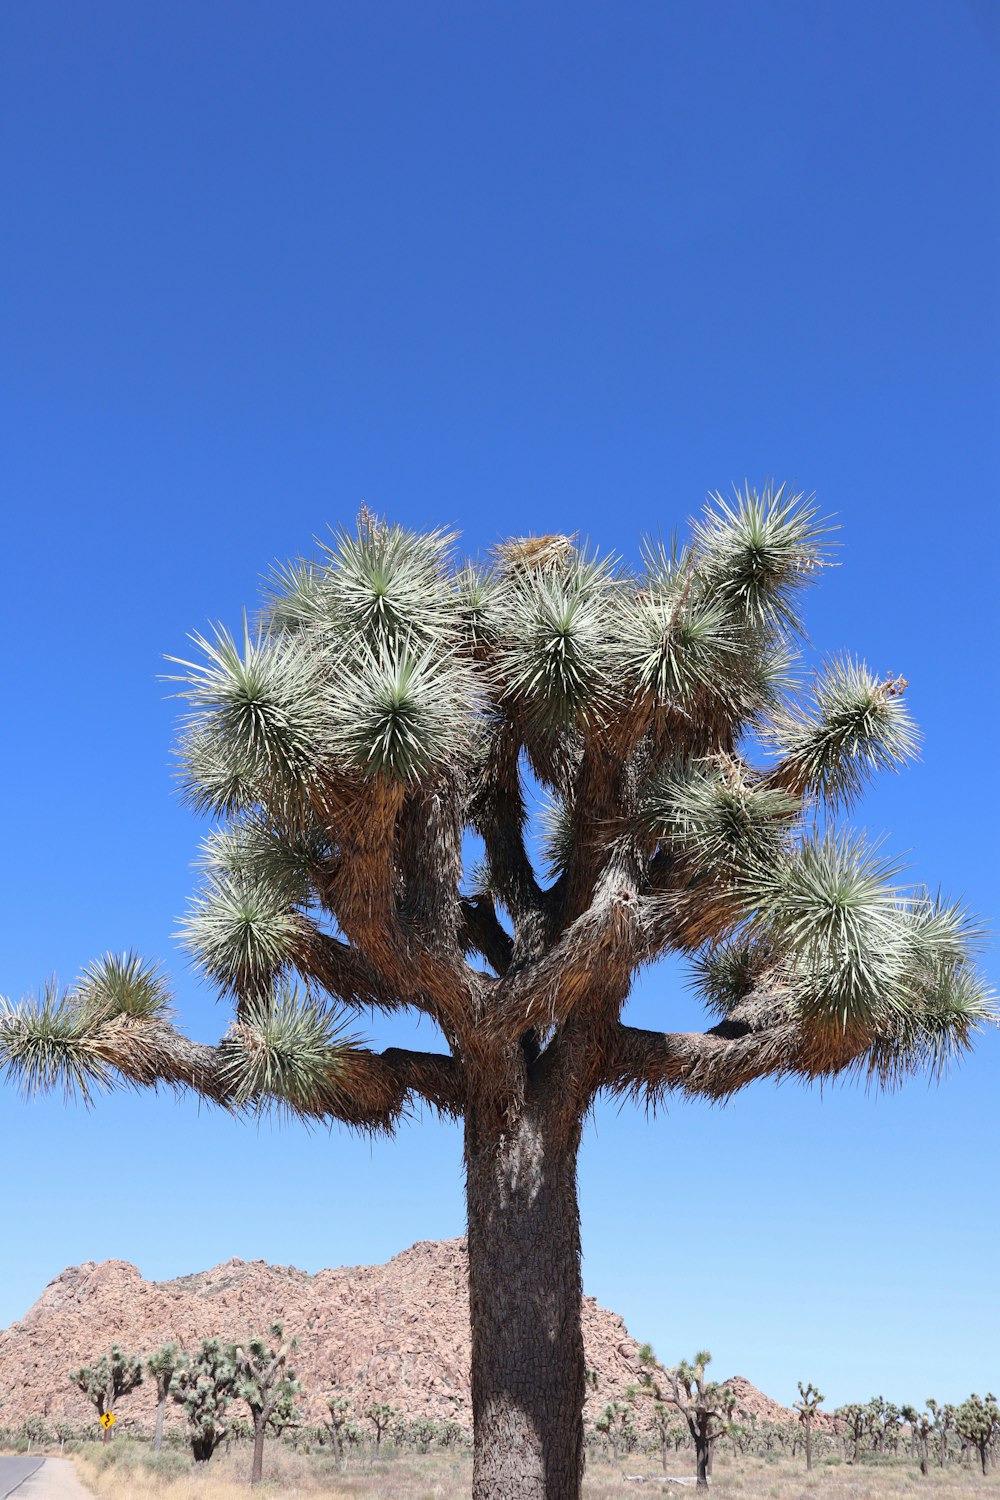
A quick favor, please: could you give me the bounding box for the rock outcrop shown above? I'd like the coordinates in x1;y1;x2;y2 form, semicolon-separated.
0;1240;797;1436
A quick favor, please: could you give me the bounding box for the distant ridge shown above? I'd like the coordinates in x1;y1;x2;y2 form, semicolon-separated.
0;1239;799;1434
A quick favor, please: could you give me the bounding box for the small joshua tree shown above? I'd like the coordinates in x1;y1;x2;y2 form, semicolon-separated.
595;1400;637;1462
146;1342;182;1453
407;1417;440;1453
636;1343;676;1473
172;1338;237;1463
20;1415;48;1453
71;1345;143;1442
4;493;993;1500
954;1393;1000;1477
835;1402;866;1463
912;1409;935;1475
648;1400;677;1474
233;1322;300;1487
794;1381;824;1472
663;1351;736;1488
877;1398;903;1455
323;1395;351;1469
364;1402;396;1451
927;1399;954;1467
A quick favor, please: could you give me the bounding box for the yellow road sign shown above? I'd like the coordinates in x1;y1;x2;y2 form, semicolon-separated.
99;1412;116;1430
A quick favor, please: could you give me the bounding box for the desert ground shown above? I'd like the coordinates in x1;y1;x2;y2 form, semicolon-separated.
2;1442;993;1500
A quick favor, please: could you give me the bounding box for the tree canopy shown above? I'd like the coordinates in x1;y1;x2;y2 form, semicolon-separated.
2;486;992;1500
0;489;990;1123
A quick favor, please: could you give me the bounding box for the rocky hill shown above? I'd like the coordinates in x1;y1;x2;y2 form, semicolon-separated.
0;1239;799;1437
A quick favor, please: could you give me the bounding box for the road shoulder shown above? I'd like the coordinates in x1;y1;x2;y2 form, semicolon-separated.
17;1460;92;1499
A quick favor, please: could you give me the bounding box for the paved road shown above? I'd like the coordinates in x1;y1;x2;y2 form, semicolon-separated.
0;1459;43;1498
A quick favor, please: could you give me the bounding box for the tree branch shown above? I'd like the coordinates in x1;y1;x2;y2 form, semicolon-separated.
468;718;549;959
460;896;514;976
289;925;397;1009
557;741;634;928
397;779;464;956
316;781;476;1036
0;1008;466;1126
595;1001;874;1103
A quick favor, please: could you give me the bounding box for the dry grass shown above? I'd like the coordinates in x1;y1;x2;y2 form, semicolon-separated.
68;1444;1000;1500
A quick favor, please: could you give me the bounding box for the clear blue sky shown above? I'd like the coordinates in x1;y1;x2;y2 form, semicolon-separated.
1;0;997;1412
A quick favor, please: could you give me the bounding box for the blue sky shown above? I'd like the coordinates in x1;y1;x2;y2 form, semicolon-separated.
1;0;997;1412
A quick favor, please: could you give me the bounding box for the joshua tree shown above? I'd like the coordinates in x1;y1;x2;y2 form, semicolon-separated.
407;1417;440;1453
2;493;992;1500
876;1398;903;1455
647;1401;677;1473
364;1402;396;1451
663;1351;736;1488
636;1343;677;1473
954;1393;999;1477
20;1415;48;1453
54;1420;75;1452
794;1381;824;1472
172;1338;237;1462
836;1402;867;1464
71;1345;143;1442
146;1342;182;1453
323;1395;351;1469
594;1401;636;1462
910;1409;935;1475
927;1399;954;1467
233;1323;300;1486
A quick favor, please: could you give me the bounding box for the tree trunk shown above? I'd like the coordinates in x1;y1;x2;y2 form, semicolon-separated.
192;1434;218;1462
805;1421;813;1472
154;1396;166;1453
251;1417;266;1486
465;1097;584;1500
695;1437;709;1489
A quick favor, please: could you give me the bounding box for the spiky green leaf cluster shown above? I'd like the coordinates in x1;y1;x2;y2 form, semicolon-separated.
76;953;173;1026
331;643;475;781
171;624;330;808
180;871;305;996
738;835;993;1048
637;759;800;876
495;551;624;735
691;937;767;1016
0;983;113;1102
318;519;458;649
767;656;919;807
692;483;828;631
220;989;360;1116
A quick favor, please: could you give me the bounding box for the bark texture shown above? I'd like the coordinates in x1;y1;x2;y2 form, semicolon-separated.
153;1397;166;1453
251;1420;266;1485
465;1097;584;1500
